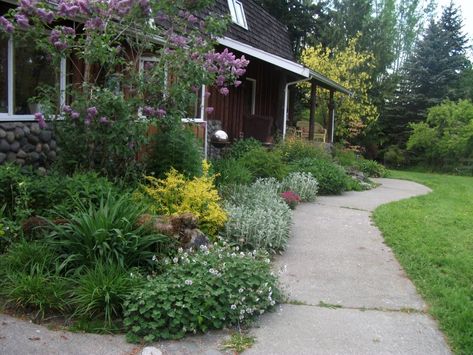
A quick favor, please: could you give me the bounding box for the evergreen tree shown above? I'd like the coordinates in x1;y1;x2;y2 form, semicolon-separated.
378;2;470;152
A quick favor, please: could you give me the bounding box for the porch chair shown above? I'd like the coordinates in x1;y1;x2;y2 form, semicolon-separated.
296;120;327;143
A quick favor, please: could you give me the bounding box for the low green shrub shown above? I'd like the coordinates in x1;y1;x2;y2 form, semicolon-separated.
72;263;145;325
0;164;118;219
0;240;58;274
1;263;70;320
226;138;262;159
281;172;319;202
277;138;331;163
240;148;287;181
223;179;292;253
124;245;281;342
357;159;387;178
47;192;174;271
212;158;253;187
289;158;348;195
147;125;202;178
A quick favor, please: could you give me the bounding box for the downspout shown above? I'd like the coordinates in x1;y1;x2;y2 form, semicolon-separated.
283;78;311;139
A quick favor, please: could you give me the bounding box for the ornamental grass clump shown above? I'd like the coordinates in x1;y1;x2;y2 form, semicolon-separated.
223;178;292;253
124;245;281;342
281;172;319;202
139;161;227;236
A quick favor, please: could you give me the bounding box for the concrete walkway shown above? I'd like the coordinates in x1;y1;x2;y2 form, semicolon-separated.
0;179;451;354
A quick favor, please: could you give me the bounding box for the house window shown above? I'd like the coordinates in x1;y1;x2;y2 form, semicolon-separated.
0;36;66;121
227;0;248;29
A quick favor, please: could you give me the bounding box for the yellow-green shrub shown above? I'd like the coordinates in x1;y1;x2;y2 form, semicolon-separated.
140;161;227;236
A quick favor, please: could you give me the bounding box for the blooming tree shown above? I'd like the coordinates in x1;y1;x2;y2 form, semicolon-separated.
0;0;248;177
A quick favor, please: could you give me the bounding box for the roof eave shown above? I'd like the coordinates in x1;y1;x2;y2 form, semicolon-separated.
218;37;352;95
309;70;353;96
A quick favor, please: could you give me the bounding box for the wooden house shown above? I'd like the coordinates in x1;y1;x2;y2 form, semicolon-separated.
0;0;350;166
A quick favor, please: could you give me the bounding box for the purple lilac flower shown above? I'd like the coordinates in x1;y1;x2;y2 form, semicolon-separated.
62;105;73;114
15;13;30;29
85;17;104;32
34;112;46;129
187;14;198;24
219;87;229;96
87;106;98;117
142;106;155;116
0;16;14;33
36;8;54;23
71;111;80;119
170;34;188;47
156;109;166;117
19;0;36;15
84;117;91;125
99;116;108;124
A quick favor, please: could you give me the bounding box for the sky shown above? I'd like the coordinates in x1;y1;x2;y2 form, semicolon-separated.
436;0;473;47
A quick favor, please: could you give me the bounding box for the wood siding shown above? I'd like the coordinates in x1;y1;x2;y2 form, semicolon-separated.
207;55;285;141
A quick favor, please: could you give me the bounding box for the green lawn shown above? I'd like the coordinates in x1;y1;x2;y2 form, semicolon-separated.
373;171;473;355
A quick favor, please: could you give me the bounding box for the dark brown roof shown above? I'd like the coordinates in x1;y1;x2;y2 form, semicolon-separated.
211;0;295;61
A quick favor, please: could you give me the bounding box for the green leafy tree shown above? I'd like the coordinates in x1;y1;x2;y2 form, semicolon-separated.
407;100;473;167
301;35;378;143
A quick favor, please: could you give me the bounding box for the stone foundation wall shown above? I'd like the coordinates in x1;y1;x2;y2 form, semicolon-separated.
0;122;57;168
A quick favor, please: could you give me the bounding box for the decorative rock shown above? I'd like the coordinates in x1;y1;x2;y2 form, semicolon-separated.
39;130;52;142
10;141;20;153
0;122;56;170
47;150;56;160
14;127;25;139
29;152;40;162
6;131;15;143
28;134;39;144
141;347;162;355
6;152;16;162
17;150;27;159
1;122;16;130
0;139;9;153
30;123;41;135
23;143;35;153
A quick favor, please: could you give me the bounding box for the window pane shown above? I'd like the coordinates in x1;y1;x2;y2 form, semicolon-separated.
0;37;7;113
14;42;56;114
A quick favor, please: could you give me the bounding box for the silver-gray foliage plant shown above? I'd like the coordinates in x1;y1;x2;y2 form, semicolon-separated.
224;178;291;253
281;172;319;202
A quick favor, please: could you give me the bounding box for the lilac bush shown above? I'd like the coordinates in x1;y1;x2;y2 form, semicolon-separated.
0;0;248;178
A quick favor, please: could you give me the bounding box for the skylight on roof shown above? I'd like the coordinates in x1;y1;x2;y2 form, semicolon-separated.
227;0;248;29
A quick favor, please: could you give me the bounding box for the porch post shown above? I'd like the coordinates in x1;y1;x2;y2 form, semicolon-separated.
328;90;335;143
309;80;317;140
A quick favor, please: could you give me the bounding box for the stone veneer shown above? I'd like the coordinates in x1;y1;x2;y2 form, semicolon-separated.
0;122;57;168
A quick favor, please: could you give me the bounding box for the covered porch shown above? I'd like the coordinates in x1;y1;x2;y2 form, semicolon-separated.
283;69;352;145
